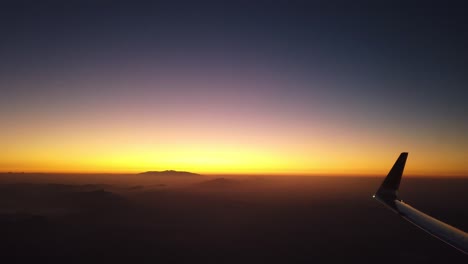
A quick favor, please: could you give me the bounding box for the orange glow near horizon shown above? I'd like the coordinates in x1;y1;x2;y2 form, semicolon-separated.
2;108;467;176
2;62;467;177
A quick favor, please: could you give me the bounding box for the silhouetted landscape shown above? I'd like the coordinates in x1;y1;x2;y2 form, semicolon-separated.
0;173;466;263
139;170;201;177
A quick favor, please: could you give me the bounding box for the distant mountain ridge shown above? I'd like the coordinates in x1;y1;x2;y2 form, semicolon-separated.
138;170;200;176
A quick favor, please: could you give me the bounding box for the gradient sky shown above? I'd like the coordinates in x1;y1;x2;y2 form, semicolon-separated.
1;1;467;175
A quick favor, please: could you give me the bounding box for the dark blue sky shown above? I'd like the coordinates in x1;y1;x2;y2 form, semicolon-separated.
2;1;467;107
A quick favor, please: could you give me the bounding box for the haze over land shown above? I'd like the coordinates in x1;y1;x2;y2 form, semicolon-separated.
0;172;466;263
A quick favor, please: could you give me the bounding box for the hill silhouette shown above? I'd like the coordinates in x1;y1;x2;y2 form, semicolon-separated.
138;170;200;177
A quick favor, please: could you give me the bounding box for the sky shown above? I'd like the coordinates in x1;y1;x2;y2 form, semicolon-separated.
1;1;467;176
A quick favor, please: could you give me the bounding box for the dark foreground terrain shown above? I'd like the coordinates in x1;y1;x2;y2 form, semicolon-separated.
0;173;466;263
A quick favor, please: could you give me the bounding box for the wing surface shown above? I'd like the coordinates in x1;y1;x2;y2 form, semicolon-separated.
374;152;468;254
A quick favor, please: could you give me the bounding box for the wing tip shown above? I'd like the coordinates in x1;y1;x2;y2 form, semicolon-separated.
373;152;409;205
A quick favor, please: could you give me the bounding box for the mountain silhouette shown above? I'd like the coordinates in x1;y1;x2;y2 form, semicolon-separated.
138;170;200;177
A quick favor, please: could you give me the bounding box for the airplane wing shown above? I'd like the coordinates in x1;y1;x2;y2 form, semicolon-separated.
373;152;468;254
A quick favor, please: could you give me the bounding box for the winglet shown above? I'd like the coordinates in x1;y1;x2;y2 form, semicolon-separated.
373;152;408;209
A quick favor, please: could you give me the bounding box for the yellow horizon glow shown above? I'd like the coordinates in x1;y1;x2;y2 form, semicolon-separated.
2;135;467;176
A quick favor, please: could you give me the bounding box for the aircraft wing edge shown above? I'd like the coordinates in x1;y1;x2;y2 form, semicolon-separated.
373;152;468;255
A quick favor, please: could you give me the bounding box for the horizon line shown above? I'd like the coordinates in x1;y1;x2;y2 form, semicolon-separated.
1;171;467;178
